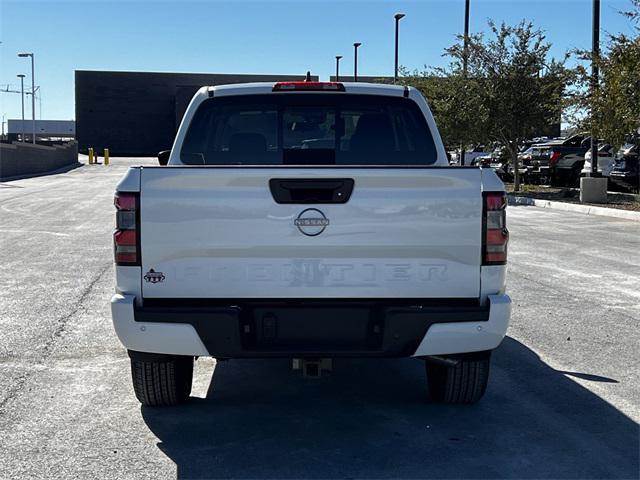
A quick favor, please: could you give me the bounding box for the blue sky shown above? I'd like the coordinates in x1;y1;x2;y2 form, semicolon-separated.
0;0;637;122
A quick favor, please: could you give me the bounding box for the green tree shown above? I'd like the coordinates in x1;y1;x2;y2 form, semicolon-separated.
567;0;640;148
406;20;567;191
401;69;488;150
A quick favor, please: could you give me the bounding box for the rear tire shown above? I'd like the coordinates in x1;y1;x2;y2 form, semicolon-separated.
426;351;491;404
130;354;193;407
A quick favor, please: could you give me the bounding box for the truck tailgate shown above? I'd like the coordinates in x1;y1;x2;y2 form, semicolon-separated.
139;167;482;299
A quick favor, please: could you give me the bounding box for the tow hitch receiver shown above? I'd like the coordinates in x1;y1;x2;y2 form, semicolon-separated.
292;358;333;378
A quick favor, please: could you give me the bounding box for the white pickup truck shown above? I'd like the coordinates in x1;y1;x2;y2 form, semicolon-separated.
111;81;511;407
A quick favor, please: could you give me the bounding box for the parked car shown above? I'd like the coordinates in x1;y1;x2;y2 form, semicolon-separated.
531;136;550;144
111;81;511;407
490;159;513;182
472;152;492;167
517;146;552;184
473;146;509;167
536;134;590;186
580;144;616;178
609;144;640;193
451;145;487;166
521;145;554;163
519;140;536;151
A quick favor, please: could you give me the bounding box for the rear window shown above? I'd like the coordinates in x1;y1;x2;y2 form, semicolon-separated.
180;94;437;165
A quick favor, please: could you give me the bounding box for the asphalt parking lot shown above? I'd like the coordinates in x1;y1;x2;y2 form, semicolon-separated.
0;157;638;479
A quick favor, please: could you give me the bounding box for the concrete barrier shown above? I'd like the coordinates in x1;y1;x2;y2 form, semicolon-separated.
0;141;79;180
508;195;640;222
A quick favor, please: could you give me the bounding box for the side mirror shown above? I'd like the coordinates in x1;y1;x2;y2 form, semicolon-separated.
158;150;170;166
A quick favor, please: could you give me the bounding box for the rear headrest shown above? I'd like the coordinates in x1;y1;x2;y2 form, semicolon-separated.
350;113;395;152
229;133;267;153
355;113;393;134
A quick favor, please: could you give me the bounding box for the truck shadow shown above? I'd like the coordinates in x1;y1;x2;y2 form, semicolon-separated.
141;337;638;479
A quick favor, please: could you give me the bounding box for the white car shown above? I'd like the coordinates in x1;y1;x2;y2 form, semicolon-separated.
581;144;616;177
451;145;487;166
111;81;511;407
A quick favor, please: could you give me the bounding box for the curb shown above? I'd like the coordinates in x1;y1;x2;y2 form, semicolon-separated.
508;195;640;222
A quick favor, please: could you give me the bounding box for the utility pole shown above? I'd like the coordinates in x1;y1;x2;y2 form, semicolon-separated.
591;0;600;175
335;55;342;81
394;13;405;84
0;83;41;139
26;86;41;119
353;42;361;82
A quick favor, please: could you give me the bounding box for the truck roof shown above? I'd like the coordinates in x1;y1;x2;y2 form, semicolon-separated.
204;82;410;98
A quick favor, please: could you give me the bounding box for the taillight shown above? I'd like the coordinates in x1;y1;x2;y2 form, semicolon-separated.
272;81;345;92
114;192;139;265
549;151;561;164
483;192;508;265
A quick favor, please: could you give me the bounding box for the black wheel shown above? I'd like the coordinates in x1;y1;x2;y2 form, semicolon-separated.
570;167;583;187
426;351;491;404
130;354;193;407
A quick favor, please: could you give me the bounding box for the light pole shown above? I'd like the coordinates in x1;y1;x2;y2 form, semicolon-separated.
591;0;600;176
394;13;405;84
353;42;361;82
459;0;470;166
335;55;342;82
463;0;470;75
17;74;25;142
18;52;35;144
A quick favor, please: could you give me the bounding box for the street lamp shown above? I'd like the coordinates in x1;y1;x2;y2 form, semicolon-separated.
18;52;35;144
590;0;600;176
462;0;470;75
335;55;343;82
459;0;470;166
17;74;26;142
394;13;405;84
353;42;362;82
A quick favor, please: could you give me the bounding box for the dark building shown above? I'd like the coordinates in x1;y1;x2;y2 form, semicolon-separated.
75;70;316;156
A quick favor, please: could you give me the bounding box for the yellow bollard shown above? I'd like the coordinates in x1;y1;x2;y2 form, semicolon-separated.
88;147;94;164
104;148;110;166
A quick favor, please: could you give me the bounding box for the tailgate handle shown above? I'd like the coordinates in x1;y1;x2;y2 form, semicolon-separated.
269;178;354;204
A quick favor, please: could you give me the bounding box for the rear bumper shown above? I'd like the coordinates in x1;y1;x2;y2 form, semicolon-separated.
554;164;586;179
580;171;610;178
609;173;639;189
111;294;511;358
